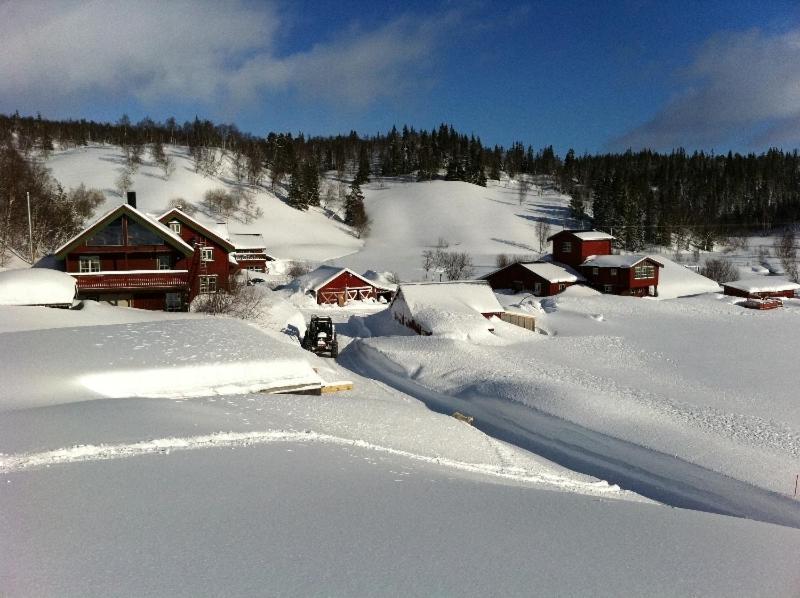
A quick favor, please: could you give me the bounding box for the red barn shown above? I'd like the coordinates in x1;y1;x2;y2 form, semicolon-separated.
722;278;799;299
158;208;238;295
580;255;663;297
297;265;395;304
482;261;584;296
53;202;195;310
548;230;614;268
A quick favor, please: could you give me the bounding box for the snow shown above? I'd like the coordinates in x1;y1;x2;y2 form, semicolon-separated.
290;264;391;295
45;144;362;261
227;232;266;249
568;230;615;241
520;261;584;282
723;277;800;294
0;268;76;306
0;244;31;271
362;269;399;291
0;311;322;411
652;256;722;299
582;254;659;267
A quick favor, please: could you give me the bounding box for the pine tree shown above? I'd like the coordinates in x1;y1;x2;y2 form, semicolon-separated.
355;146;371;184
302;159;320;206
345;179;369;238
287;162;305;210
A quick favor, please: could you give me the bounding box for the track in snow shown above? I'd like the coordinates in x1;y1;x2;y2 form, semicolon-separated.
339;340;800;529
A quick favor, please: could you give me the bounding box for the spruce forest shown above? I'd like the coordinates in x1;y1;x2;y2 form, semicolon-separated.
2;112;800;254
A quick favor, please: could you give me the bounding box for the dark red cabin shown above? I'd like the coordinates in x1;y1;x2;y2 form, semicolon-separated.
580;255;663;297
482;262;584;296
548;230;614;268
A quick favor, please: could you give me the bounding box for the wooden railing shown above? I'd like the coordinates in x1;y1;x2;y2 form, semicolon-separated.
72;270;189;290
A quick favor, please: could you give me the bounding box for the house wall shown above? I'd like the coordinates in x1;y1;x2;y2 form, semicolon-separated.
316;271;379;304
580;261;660;296
162;218;234;291
551;232;612;267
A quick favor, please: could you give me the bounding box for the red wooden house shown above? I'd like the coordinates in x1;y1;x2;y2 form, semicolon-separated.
53;201;195;310
548;230;614;268
580;255;663;297
228;233;274;274
481;261;584;296
157;208;238;295
297;265;395;304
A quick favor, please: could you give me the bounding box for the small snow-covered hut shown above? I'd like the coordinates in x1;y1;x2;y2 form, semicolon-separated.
722;278;800;299
482;261;584;296
0;268;77;307
389;281;505;336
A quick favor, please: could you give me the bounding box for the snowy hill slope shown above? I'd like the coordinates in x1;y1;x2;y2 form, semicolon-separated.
46;144;361;261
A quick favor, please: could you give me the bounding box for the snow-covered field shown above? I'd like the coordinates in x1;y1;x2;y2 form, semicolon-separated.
3;143;800;594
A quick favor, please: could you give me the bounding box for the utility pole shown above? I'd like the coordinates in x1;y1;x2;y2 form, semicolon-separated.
26;192;33;264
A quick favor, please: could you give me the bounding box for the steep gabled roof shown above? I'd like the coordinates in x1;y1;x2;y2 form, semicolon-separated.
296;265;394;294
581;254;664;268
157;208;236;252
547;229;615;242
228;233;266;251
54;204;194;258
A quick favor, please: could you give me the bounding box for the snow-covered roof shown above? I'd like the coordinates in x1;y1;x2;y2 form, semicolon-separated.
520;262;585;283
548;229;615;242
296;265;394;294
228;233;266;250
581;254;664;268
362;270;399;291
0;268;76;305
392;281;504;316
723;278;800;293
55;204;194;257
157;208;235;251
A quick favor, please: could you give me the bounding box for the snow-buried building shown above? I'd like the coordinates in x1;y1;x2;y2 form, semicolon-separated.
389;280;505;336
295;265;395;305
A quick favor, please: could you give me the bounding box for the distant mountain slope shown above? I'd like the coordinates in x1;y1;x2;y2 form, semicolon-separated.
45;144;362;261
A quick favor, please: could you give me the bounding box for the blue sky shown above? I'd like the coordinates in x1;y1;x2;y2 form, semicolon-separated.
2;0;800;153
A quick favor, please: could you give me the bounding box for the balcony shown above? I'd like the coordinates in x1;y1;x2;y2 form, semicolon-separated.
71;270;189;291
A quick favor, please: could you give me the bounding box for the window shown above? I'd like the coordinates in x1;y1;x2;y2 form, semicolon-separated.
201;247;213;262
87;217;123;246
558;283;566;291
199;275;217;294
156;255;171;270
592;267;599;276
603;284;613;293
79;256;101;273
533;282;542;295
165;292;182;311
610;268;617;277
127;221;164;246
561;241;572;253
634;264;656;279
169;220;181;234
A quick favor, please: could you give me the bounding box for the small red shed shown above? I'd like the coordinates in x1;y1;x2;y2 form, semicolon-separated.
722;278;799;299
298;265;395;304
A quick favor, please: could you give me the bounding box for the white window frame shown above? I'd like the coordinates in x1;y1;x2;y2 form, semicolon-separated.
169;220;181;234
156;255;171;270
79;255;101;273
165;292;182;311
533;282;542;295
592;267;599;276
201;247;214;262
561;241;572;253
603;284;613;293
558;283;566;291
610;268;617;277
199;275;217;294
634;264;655;280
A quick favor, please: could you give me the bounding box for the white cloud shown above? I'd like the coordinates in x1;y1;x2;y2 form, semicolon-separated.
0;0;441;112
611;28;800;150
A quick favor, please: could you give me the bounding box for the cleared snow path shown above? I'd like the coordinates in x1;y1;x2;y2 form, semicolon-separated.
340;340;800;529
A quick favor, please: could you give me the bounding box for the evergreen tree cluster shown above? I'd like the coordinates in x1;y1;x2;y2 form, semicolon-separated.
2;112;800;242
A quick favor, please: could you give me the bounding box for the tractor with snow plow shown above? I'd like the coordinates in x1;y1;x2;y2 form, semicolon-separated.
301;315;339;358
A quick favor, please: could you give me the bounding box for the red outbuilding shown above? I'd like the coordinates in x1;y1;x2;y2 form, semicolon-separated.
297;265;395;304
722;278;799;299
